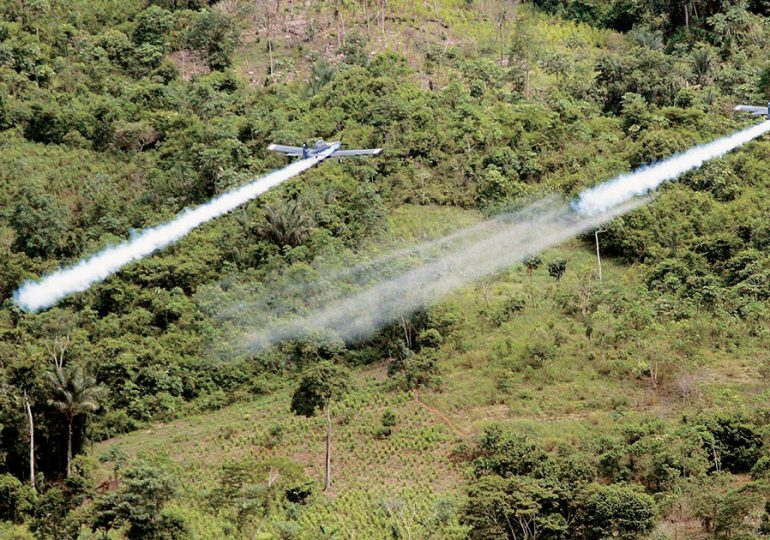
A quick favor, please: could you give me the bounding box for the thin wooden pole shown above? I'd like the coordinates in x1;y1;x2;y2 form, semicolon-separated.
595;229;603;281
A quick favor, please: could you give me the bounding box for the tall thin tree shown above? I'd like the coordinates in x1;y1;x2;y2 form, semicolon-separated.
44;363;105;477
291;361;351;490
23;391;35;493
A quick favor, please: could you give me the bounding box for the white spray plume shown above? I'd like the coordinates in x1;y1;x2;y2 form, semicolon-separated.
234;198;645;351
14;119;770;314
222;120;770;351
14;155;328;312
217;198;559;322
574;120;770;215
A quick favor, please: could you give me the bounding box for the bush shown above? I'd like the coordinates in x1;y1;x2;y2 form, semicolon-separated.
492;295;525;326
185;10;239;70
133;6;173;47
375;409;398;438
0;474;34;524
751;456;770;480
581;484;655;539
274;520;300;539
0;522;35;540
696;413;763;473
93;462;179;539
417;328;442;349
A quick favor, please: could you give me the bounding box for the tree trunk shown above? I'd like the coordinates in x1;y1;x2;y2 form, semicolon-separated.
18;0;25;27
23;392;35;493
380;0;386;34
324;399;332;491
66;417;73;478
524;63;530;98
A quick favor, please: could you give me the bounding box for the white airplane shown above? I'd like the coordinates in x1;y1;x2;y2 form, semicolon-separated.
734;101;770;119
268;139;382;160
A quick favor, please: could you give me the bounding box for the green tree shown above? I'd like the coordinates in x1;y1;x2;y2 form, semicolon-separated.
93;462;187;539
581;484;655;540
9;181;71;258
210;457;313;529
185;10;239;70
0;473;34;524
387;345;440;395
290;361;351;490
524;255;542;304
547;258;567;287
44;364;105;477
132;6;173;47
462;475;567;540
524;255;542;279
258;200;314;249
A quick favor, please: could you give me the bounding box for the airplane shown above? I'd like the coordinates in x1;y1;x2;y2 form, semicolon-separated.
267;139;382;160
734;101;770;119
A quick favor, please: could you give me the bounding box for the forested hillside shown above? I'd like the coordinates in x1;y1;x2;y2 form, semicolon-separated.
1;0;769;538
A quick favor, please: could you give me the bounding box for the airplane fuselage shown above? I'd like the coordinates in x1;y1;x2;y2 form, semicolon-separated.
303;140;342;159
734;101;770;119
268;140;381;159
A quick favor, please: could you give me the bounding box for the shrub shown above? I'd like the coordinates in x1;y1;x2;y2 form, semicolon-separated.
185;10;239;70
0;522;35;540
492;295;525;326
696;413;763;473
581;484;655;539
93;462;179;539
751;456;770;480
0;474;34;524
274;520;300;540
417;328;442;349
375;410;398;438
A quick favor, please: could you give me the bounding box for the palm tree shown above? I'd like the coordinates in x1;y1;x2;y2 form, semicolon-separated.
258;200;313;248
44;364;105;477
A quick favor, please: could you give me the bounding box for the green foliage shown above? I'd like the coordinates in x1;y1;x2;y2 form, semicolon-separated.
290;361;351;418
471;426;554;479
0;522;34;540
695;413;764;473
93;462;186;539
0;473;34;524
387;346;441;392
209;457;312;528
581;484;655;539
463;425;658;540
375;409;398;438
523;255;542;275
463;475;567;539
547;257;567;282
258;199;314;249
0;0;769;536
185;10;239;70
751;456;770;480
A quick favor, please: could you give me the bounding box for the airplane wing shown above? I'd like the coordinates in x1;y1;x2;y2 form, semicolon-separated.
332;148;383;157
267;144;305;156
734;105;769;116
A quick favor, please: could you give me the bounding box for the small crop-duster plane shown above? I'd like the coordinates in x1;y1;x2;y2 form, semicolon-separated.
734;102;770;119
268;139;382;160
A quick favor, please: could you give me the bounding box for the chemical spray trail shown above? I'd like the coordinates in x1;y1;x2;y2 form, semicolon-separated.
218;198;559;323
236;198;644;352
575;120;770;215
14;156;327;312
225;121;770;352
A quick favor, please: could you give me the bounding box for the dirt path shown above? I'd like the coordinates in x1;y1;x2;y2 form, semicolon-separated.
414;389;469;439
